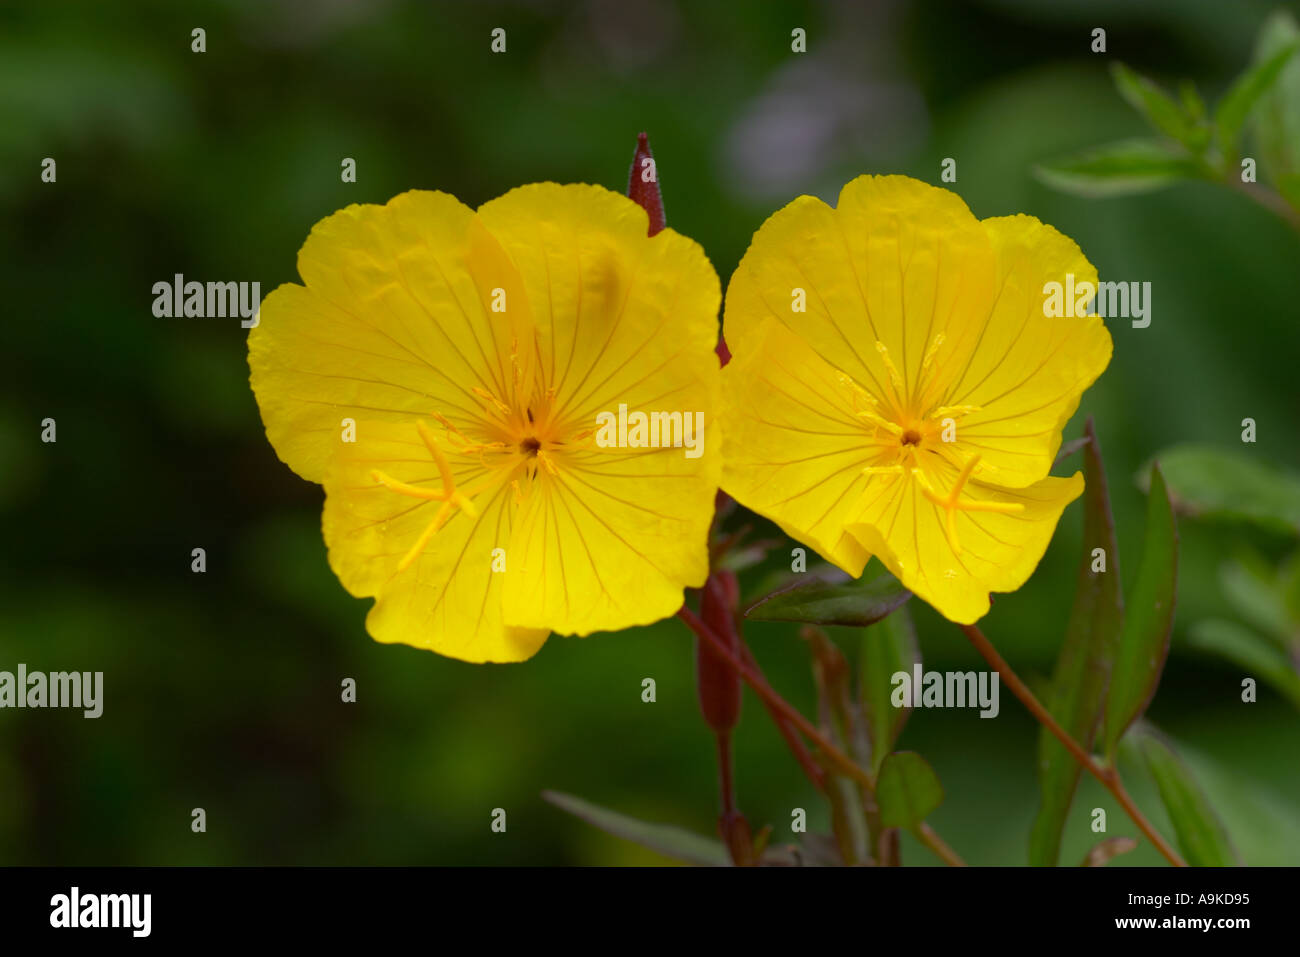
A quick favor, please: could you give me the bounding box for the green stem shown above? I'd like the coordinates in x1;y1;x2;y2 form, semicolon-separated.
1225;177;1300;232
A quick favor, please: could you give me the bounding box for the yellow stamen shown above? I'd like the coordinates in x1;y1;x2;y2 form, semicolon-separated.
510;336;538;423
931;404;981;420
430;410;470;444
903;442;927;475
913;333;956;417
397;500;455;572
370;420;492;573
836;372;879;410
874;340;906;399
370;470;454;501
862;464;905;476
920;333;946;371
855;409;904;435
416;420;478;517
920;454;1025;555
471;386;512;418
427;410;506;464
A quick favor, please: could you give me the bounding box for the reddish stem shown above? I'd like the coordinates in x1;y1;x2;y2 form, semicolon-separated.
740;644;826;792
960;623;1186;867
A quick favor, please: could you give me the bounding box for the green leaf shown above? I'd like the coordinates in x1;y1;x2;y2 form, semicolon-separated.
1280;551;1300;624
1103;464;1178;760
876;751;943;830
744;568;910;627
804;628;873;864
1134;727;1240;866
1219;555;1296;650
1140;444;1300;536
1111;63;1194;145
1254;11;1300;181
1031;420;1124;866
1215;36;1300;158
859;605;920;775
1276;171;1300;210
816;753;871;865
1035;139;1203;198
542;790;729;866
1178;80;1206;123
1187;619;1300;709
804;626;856;744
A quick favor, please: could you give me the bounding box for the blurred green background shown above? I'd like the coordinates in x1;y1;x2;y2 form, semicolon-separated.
1;0;1297;866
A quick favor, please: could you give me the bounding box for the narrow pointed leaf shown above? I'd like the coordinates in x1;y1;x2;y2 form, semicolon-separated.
1103;465;1178;760
1134;727;1239;866
1280;552;1300;624
1278;172;1300;209
1052;435;1091;468
1111;63;1194;144
1187;619;1300;709
1255;12;1300;183
818;755;870;866
1178;80;1206;123
1219;555;1295;649
860;605;920;775
1035;140;1203;198
804;626;855;745
1140;445;1300;535
542;790;729;866
745;569;910;627
876;751;943;831
1215;39;1300;157
1030;420;1123;866
804;628;870;864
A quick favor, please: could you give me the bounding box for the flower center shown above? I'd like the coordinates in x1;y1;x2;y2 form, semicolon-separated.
842;339;1027;556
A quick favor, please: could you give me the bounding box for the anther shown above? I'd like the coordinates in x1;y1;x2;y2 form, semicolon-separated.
921;333;946;370
874;340;906;396
471;386;512;418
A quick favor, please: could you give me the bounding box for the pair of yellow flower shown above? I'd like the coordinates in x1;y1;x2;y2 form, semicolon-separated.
248;175;1112;663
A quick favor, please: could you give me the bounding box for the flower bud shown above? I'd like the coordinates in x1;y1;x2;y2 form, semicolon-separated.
627;132;666;236
696;571;742;733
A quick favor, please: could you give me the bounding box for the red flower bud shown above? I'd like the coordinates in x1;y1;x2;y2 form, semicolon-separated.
696;571;742;733
627;132;666;237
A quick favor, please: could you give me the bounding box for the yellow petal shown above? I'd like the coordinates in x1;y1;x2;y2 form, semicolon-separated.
502;438;716;635
322;419;547;663
476;183;722;634
476;182;721;436
847;464;1084;624
723;175;997;418
249;190;534;484
719;317;878;575
938;214;1113;487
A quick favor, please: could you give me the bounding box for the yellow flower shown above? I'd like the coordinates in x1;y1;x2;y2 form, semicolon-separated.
719;175;1112;623
248;185;721;662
